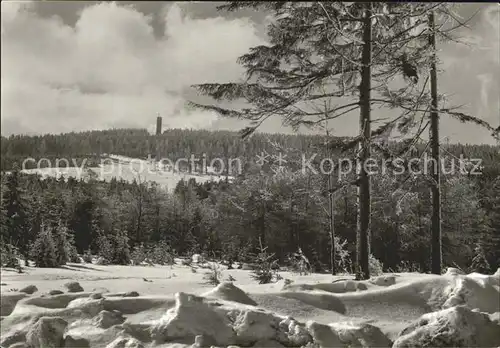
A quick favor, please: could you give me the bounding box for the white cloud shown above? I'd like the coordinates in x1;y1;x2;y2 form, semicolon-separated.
1;2;498;145
1;1;264;135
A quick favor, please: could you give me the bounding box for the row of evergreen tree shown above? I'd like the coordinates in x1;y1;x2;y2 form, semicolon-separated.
1;148;498;273
2;128;499;173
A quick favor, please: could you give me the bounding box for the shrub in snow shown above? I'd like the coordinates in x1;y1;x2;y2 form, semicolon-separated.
0;242;21;269
203;263;223;286
335;237;352;274
131;241;175;266
181;258;192;266
395;260;420;272
288;248;311;276
95;230;131;265
131;243;148;265
250;239;280;284
148;241;174;266
470;242;491;274
369;254;383;276
96;234;113;264
107;230;130;265
95;256;109;265
82;249;93;263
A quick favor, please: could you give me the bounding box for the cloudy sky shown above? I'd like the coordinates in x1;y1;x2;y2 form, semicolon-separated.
1;1;499;145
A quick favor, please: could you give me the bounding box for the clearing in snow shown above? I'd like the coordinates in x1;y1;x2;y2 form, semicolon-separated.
19;154;232;191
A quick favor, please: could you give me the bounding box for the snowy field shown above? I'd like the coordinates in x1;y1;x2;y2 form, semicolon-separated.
19;154;233;191
1;260;499;347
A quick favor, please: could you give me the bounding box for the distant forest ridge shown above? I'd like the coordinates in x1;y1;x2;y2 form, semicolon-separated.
1;127;499;171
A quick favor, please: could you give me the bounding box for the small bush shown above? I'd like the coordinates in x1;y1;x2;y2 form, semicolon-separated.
335;237;352;274
0;242;21;269
69;251;81;263
394;260;420;273
369;254;383;276
110;231;130;265
82;249;93;263
203;263;222;286
131;241;175;266
95;231;130;265
288;248;311;275
181;258;192;266
148;241;175;266
65;233;79;263
131;243;148;265
96;233;113;264
250;238;280;284
470;242;490;274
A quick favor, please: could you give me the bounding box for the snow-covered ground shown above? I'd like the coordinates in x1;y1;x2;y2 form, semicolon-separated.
1;262;499;347
19;154;233;191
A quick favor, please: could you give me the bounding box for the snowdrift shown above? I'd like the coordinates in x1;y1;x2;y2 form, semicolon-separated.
1;268;499;348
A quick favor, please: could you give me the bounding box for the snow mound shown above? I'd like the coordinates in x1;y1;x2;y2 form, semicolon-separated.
1;269;499;348
202;282;257;306
19;285;38;295
65;281;84;293
442;269;500;312
282;279;370;293
106;336;145;348
131;290;393;347
307;320;392;347
93;309;126;329
369;275;396;286
0;292;28;316
26;316;67;348
278;290;347;313
393;305;500;347
150;292;236;345
444;267;465;276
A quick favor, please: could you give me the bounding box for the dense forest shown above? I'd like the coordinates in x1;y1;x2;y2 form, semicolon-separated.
2;127;499;171
1;128;499;274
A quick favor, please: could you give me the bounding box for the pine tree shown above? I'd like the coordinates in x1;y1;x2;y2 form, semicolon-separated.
189;2;499;279
110;229;131;265
2;168;30;259
51;220;77;266
189;2;444;279
31;225;58;268
470;242;490;274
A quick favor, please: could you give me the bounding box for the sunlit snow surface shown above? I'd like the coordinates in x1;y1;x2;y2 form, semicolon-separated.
19;154;233;191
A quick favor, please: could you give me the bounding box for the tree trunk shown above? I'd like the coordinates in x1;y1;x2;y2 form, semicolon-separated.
324;105;336;275
356;3;373;281
328;173;336;275
428;11;442;275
